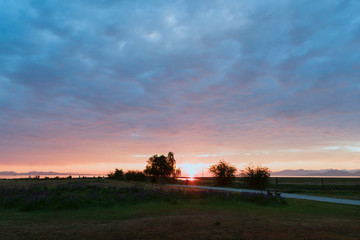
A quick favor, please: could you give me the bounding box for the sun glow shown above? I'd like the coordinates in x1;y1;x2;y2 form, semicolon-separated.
178;163;209;177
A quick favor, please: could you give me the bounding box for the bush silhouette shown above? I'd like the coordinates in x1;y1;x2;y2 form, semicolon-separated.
241;164;270;189
107;168;124;180
124;170;147;181
209;160;237;185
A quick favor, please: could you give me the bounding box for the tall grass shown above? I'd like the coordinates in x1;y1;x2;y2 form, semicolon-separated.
0;183;285;212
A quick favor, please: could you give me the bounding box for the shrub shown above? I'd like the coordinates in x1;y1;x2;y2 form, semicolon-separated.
124;170;147;181
107;168;124;180
241;164;270;189
209;160;237;185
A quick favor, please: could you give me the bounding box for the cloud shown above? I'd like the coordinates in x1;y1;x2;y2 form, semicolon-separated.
0;0;359;170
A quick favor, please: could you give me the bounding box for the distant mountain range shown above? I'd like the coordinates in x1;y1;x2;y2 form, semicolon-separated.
0;171;82;176
1;169;360;177
272;169;360;176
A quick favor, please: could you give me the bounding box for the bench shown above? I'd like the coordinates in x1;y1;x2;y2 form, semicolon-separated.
267;189;281;197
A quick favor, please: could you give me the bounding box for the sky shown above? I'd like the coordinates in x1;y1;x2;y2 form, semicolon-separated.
0;0;359;176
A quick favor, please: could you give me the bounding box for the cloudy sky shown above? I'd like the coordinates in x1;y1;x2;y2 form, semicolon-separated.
1;0;359;175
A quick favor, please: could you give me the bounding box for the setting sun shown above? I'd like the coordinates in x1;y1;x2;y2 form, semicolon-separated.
178;163;209;177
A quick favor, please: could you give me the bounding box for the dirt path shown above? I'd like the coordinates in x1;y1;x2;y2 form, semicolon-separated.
168;184;360;206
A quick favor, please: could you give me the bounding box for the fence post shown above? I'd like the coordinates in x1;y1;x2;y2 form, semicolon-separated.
321;178;324;191
276;177;279;188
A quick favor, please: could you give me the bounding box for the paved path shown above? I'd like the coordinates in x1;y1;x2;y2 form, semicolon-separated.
168;184;360;206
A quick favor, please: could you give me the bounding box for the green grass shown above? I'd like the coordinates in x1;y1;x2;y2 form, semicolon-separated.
0;197;359;240
0;181;280;212
268;177;360;199
180;177;360;199
267;183;360;199
0;198;358;222
0;178;359;239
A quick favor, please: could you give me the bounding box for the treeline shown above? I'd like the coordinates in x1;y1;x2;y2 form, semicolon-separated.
108;152;271;189
108;169;147;181
209;160;270;189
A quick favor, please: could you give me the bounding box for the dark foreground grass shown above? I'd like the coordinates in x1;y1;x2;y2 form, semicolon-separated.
0;179;359;240
0;182;279;212
268;177;360;200
0;198;359;240
180;177;360;199
268;183;360;200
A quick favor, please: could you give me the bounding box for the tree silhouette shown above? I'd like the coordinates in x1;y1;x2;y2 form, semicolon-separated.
209;160;237;185
144;152;179;179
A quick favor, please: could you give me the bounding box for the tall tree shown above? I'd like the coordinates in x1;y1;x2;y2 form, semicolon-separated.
144;152;179;178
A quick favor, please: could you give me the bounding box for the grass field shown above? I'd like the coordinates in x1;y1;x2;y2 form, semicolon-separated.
180;177;360;200
267;177;360;200
0;178;359;240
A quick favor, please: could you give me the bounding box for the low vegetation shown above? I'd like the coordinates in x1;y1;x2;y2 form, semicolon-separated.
0;179;359;240
268;177;360;199
108;169;147;182
124;170;147;181
179;176;360;199
0;181;283;212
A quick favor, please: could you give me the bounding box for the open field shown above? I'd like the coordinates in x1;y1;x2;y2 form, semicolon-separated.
179;177;360;200
0;179;359;240
0;178;146;189
267;177;360;200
